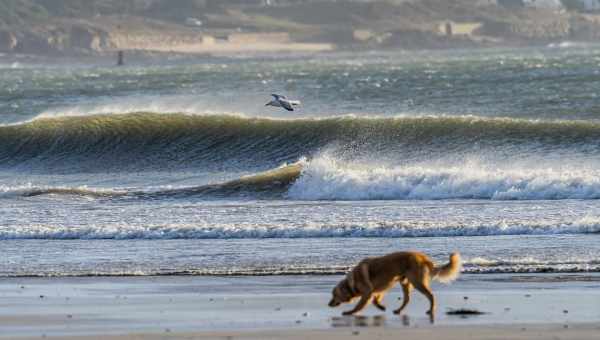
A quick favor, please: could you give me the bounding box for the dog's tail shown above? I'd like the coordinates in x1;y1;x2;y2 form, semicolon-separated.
432;252;461;284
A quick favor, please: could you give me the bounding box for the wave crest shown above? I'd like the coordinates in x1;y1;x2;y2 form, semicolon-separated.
1;113;600;172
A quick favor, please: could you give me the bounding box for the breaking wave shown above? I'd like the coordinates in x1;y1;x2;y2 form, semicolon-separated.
1;113;600;172
4;155;600;201
0;163;302;199
3;113;600;201
288;156;600;200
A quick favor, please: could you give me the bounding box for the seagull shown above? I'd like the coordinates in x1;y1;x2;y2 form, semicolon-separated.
265;94;301;111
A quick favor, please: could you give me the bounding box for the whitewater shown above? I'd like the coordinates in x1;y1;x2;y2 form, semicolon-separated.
2;48;600;277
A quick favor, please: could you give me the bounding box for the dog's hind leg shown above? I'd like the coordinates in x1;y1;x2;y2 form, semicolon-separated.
393;281;412;315
372;294;386;311
412;279;435;316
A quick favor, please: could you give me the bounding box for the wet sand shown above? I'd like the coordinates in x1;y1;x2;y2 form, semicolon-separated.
12;324;600;340
1;274;599;339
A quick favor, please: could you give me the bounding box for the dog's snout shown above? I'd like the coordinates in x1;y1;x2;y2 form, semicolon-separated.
328;299;339;307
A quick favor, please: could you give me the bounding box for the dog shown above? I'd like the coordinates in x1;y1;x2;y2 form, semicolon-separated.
328;251;461;316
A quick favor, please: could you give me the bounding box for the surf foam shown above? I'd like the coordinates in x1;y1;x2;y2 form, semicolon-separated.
1;217;599;240
288;155;600;200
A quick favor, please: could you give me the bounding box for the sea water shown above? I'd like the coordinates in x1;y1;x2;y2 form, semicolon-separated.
1;48;600;277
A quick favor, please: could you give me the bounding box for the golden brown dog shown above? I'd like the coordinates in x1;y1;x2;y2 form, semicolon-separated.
328;251;461;316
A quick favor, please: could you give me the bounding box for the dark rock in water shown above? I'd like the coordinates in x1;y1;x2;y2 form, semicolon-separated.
463;296;469;300
352;330;360;335
446;308;486;315
524;294;532;298
39;295;45;299
563;310;569;314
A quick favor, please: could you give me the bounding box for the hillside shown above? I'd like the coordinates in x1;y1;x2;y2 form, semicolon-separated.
1;0;600;56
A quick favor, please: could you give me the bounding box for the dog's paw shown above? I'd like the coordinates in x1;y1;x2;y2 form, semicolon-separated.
342;311;355;316
393;309;401;315
375;305;386;311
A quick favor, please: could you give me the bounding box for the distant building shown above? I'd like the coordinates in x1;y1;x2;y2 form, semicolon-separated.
558;0;600;11
498;0;566;9
0;31;18;52
577;0;600;11
436;21;483;36
523;0;564;9
497;0;525;8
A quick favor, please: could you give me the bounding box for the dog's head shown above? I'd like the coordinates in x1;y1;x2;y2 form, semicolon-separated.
328;277;358;307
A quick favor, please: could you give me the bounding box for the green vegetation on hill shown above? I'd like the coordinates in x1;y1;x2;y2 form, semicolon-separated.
0;0;216;25
0;0;48;26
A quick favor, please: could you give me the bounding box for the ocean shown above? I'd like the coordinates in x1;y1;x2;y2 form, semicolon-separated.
1;47;600;278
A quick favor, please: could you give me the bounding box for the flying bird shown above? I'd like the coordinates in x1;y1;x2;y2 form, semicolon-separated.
265;94;301;111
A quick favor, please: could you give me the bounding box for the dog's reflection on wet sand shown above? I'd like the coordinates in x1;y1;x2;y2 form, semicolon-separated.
330;314;433;328
331;315;387;328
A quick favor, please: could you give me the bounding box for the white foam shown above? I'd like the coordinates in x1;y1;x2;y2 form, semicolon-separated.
288;155;600;200
546;41;587;49
0;62;21;69
463;255;600;273
1;217;599;240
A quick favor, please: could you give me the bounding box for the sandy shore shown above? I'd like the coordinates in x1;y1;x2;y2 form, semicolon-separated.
1;274;599;339
115;42;335;55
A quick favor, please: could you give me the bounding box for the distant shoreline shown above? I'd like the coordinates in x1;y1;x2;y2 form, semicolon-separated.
1;40;596;62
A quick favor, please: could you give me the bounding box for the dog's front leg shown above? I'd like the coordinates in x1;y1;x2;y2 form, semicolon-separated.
342;293;372;316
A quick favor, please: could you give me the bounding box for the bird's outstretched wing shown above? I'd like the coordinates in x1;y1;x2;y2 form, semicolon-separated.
271;93;286;100
280;100;294;111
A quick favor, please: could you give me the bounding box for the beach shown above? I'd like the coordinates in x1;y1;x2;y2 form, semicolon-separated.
2;274;600;339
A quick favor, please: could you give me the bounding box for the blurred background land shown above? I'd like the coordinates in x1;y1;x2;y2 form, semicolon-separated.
2;0;600;56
